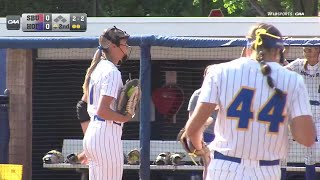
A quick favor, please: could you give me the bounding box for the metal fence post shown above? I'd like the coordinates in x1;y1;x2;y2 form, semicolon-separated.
0;89;10;163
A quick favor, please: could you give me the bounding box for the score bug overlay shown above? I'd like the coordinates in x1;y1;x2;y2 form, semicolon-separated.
20;13;87;32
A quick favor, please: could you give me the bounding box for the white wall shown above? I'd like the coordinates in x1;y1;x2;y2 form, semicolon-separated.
37;46;304;61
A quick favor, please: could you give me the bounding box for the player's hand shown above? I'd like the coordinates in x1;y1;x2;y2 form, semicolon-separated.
203;151;211;166
202;151;211;180
77;151;88;165
124;113;134;122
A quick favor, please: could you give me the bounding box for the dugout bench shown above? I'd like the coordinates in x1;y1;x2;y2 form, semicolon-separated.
43;139;320;179
43;139;203;180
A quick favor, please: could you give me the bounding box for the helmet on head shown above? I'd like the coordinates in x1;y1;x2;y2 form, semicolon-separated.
102;26;130;47
98;26;131;63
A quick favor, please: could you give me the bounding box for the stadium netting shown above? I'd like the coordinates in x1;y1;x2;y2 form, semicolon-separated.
0;36;320;180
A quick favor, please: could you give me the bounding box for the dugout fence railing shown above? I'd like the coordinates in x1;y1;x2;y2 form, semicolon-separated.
0;36;320;180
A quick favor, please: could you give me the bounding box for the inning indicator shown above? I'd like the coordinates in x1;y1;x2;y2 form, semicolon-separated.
22;13;87;32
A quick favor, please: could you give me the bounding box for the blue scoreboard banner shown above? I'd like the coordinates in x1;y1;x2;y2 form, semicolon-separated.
21;13;87;32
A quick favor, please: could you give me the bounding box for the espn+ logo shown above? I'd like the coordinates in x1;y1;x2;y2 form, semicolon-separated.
6;15;21;30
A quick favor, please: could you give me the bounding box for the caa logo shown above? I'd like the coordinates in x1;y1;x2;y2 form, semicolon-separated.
295;12;305;16
6;15;21;30
7;20;20;24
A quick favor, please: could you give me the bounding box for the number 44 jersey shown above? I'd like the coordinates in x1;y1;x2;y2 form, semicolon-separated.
199;57;312;161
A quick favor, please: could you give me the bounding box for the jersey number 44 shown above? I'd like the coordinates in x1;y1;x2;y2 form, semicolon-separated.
227;87;287;134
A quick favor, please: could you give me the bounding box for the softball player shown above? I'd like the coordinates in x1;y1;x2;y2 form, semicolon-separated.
75;93;90;165
185;23;316;180
188;66;217;143
286;46;320;180
81;26;133;180
188;65;217;180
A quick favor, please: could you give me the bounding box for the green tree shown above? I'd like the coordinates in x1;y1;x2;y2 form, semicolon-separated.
199;0;319;17
0;0;201;17
97;0;201;16
0;0;96;17
0;0;318;17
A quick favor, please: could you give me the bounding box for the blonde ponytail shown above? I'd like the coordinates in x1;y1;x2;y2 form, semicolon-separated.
303;59;308;71
82;49;102;94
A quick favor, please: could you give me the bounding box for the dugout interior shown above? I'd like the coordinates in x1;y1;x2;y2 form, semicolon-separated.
3;17;320;180
32;47;228;179
28;45;305;179
3;45;310;180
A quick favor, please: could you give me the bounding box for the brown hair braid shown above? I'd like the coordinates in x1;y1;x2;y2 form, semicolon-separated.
247;23;284;98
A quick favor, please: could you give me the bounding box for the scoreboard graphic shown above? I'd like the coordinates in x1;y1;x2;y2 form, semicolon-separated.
20;13;87;32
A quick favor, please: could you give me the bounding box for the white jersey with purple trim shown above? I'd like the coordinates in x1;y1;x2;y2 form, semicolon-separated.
286;58;320;137
199;57;312;161
83;59;124;180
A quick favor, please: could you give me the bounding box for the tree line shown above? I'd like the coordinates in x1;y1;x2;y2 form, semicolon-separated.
0;0;318;17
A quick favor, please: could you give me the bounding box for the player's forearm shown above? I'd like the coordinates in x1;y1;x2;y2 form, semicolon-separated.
290;115;316;147
186;102;216;150
96;108;130;123
185;117;205;150
187;128;204;150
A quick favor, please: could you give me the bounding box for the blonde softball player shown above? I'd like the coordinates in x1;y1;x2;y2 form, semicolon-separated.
184;23;316;180
81;26;136;180
286;46;320;180
75;93;90;165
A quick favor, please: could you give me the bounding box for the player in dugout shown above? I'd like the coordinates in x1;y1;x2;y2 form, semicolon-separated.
286;46;320;180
